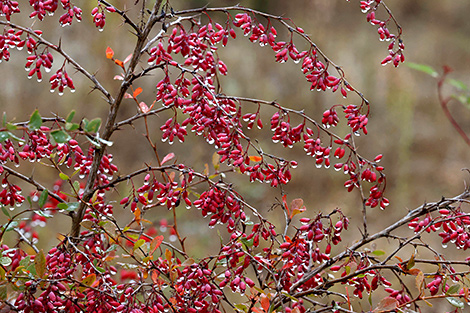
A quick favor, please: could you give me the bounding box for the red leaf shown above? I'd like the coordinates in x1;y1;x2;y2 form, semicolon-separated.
161;152;175;165
106;46;114;59
133;87;143;98
149;235;164;255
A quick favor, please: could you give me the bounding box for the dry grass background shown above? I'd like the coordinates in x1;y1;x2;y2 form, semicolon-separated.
1;1;470;310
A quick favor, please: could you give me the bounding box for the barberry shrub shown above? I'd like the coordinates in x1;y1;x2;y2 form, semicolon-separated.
0;1;468;313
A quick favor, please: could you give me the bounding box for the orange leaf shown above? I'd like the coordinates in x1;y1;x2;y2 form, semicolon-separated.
133;87;143;98
133;207;141;223
161;152;175;165
289;198;305;218
114;59;124;68
82;273;96;286
106;46;114;59
407;268;421;276
151;270;160;284
149;235;164;255
260;294;270;312
138;102;150;114
249;156;262;162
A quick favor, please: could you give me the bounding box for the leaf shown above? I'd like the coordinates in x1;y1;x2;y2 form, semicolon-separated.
373;297;398;312
161;152;175;165
6;123;16;131
133;239;146;251
290;198;306;218
106;46;114;59
84;118;101;133
35;249;46;278
97;137;113;147
50;130;71;144
115;59;124;68
124;53;133;64
65;122;80;131
57;202;79;212
371;250;386;256
181;258;195;267
38;190;48;208
407;268;421;276
149;235;164;255
1;206;11;218
66;110;76;123
446;297;464;308
406;254;415;270
406;62;438;78
138;102;150;114
82;273;97;286
80;220;95;230
34;210;53;218
59;172;69;180
447;284;461;295
28;109;42;131
212;152;220;170
3;221;17;232
447;78;468;91
0;132;10;142
0;257;12;266
133;87;143;98
165;249;172;261
260;294;270;312
249;155;262;163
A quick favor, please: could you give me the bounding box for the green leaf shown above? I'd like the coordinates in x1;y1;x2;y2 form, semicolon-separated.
57;202;79;212
59;172;69;180
447;78;468;91
34;210;53;218
1;206;10;218
0;285;6;301
3;221;18;232
0;131;9;142
446;297;464;308
35;250;46;278
50;130;71;144
6;123;17;131
371;249;386;256
84;118;101;133
446;284;461;295
85;135;101;147
406;62;438;78
38;190;48;208
7;132;24;142
0;256;12;266
97;137;113;147
240;237;254;248
65;122;80;131
66;110;76;123
133;239;146;251
2;112;6;127
28;110;42;131
19;256;31;267
72;181;80;193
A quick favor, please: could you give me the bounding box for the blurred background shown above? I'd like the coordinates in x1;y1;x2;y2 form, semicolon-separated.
1;0;470;309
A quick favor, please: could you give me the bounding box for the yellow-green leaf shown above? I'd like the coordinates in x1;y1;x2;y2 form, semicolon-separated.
35;249;46;278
